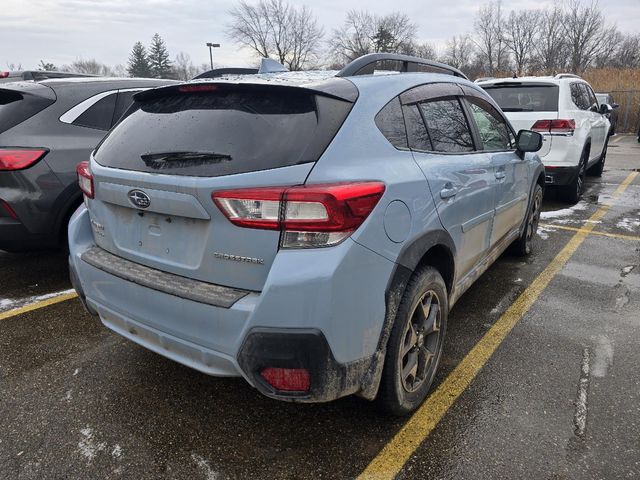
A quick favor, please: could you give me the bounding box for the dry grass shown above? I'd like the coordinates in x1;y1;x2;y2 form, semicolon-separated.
582;68;640;93
582;69;640;133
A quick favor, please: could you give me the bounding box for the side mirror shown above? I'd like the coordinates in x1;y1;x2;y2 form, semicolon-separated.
516;130;543;157
599;103;613;115
611;102;620;109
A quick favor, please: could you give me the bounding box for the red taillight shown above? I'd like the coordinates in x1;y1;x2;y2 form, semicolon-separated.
531;119;575;134
212;182;385;248
261;367;310;392
0;200;18;220
0;148;47;171
178;84;218;93
0;72;9;78
76;161;94;199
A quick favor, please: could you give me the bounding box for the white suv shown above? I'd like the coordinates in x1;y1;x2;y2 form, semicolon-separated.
478;75;612;203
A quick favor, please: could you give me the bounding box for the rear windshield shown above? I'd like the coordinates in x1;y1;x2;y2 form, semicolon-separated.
0;89;55;133
483;84;559;112
94;88;351;177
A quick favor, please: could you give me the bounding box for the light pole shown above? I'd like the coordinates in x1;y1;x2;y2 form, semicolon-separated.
206;42;220;70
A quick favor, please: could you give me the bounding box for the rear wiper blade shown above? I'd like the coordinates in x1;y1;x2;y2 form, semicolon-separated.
141;151;232;170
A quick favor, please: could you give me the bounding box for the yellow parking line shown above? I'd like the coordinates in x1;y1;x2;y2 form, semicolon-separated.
358;171;638;480
0;292;78;322
539;223;640;241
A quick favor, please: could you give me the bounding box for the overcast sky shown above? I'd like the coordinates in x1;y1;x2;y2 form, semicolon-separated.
2;0;639;70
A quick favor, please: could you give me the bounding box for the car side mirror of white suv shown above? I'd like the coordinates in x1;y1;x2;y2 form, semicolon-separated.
516;130;543;158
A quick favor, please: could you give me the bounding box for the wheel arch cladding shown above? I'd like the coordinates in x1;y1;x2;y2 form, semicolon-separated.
357;229;456;400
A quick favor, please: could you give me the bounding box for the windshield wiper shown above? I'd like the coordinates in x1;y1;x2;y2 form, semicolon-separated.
141;151;232;170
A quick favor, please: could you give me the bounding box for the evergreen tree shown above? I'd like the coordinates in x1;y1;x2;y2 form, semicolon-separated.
148;33;173;78
127;42;151;77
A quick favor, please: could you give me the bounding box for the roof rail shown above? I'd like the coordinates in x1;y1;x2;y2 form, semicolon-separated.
474;76;496;83
336;53;468;80
555;73;582;80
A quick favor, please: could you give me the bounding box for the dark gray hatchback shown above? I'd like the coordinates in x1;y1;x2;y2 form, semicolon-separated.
0;77;176;252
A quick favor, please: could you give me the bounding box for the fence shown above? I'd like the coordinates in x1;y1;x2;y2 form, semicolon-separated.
609;90;640;134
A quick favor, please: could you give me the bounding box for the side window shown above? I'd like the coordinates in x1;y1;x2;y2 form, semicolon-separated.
584;85;597;109
418;98;474;153
111;90;141;127
570;83;590;110
375;97;408;149
466;98;513;151
73;93;117;130
403;104;432;151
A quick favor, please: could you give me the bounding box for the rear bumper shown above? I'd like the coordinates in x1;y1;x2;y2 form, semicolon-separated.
0;218;57;252
544;165;579;186
69;205;393;402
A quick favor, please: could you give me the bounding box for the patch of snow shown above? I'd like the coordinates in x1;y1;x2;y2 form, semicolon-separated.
62;390;72;402
73;368;80;376
191;453;219;480
537;225;557;240
111;445;123;459
540;201;588;220
616;217;640;232
78;427;106;462
622;265;635;275
0;288;75;313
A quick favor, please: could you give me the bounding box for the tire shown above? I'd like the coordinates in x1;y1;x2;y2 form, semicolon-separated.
512;184;543;256
561;147;588;204
378;265;448;416
587;141;607;177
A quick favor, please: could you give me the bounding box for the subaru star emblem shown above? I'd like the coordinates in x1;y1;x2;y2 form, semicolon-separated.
128;189;151;209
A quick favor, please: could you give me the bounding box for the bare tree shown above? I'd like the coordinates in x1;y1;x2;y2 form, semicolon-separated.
330;10;417;63
443;35;474;71
563;0;620;73
504;9;541;76
473;1;509;75
174;52;198;80
533;5;567;74
227;0;323;70
409;42;438;60
7;62;23;70
611;34;640;69
61;58;112;75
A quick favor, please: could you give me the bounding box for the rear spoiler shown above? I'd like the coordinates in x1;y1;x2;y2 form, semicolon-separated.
133;78;359;104
0;82;57;102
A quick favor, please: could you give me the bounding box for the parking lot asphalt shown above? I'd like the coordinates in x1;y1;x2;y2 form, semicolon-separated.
1;135;639;479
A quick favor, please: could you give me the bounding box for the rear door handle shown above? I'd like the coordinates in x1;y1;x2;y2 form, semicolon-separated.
495;170;506;180
440;184;459;199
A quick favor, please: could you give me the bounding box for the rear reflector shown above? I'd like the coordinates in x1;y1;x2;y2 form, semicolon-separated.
0;72;9;78
261;367;310;392
76;161;94;198
0;199;18;220
213;182;385;248
531;119;575;134
0;148;47;171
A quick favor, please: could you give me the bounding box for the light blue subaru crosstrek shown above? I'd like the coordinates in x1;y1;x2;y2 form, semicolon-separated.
69;54;544;415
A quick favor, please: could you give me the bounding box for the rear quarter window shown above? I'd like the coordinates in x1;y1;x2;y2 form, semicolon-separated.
95;88;352;177
483;85;559;112
72;93;117;131
0;89;55;133
375;97;408;149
